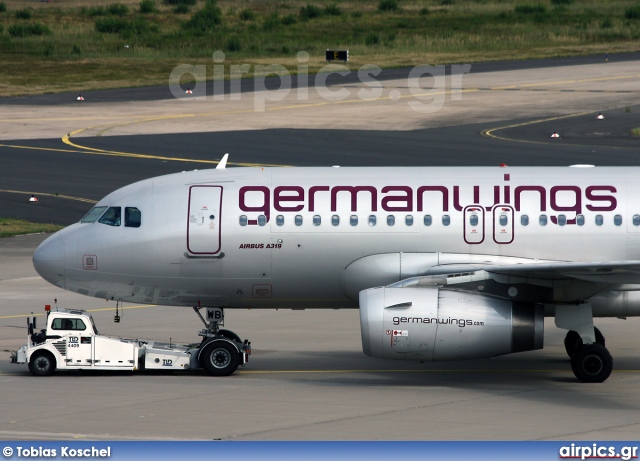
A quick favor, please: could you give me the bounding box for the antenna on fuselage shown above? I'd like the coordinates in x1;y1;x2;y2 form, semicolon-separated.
216;153;229;170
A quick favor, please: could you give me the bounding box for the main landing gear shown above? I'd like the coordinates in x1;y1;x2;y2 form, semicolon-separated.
192;306;251;376
556;304;612;383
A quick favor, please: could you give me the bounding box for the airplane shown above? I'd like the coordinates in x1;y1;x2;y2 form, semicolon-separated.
32;157;640;382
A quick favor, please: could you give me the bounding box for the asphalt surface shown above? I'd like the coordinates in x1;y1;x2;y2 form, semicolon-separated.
1;56;640;441
1;235;640;441
2;52;638;106
1;107;638;225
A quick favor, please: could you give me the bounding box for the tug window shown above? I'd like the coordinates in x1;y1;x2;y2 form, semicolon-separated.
81;206;107;223
52;318;86;331
125;207;141;228
98;207;121;226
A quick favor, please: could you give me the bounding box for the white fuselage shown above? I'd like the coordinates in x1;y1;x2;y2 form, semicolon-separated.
33;166;640;313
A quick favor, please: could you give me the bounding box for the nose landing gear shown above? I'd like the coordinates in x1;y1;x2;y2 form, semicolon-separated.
192;306;251;376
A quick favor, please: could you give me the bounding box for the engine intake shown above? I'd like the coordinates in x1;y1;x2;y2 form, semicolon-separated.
360;287;543;361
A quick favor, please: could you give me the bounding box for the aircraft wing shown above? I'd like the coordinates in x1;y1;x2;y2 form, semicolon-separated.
426;260;640;284
343;254;640;304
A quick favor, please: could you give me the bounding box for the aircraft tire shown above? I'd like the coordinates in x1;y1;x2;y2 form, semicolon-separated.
570;343;612;383
218;329;242;343
200;341;239;376
28;351;56;377
564;327;605;358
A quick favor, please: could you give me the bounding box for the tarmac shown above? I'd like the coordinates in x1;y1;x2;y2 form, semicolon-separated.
0;54;640;440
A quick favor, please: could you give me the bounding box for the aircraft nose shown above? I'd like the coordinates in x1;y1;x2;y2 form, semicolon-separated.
33;233;65;288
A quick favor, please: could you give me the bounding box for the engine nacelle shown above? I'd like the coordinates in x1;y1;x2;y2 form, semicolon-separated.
360;287;544;361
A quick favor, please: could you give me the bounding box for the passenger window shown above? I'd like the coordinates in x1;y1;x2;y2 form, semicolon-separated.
51;318;86;331
276;215;284;226
295;215;303;226
595;215;603;226
634;215;640;226
81;206;107;223
557;214;566;226
387;215;395;226
350;215;358;226
258;215;266;226
614;215;622;226
125;207;141;228
332;215;340;226
442;215;450;226
521;215;529;226
499;215;508;226
239;215;247;226
405;215;413;226
98;207;121;226
368;215;376;227
577;214;585;226
539;214;547;226
424;215;432;226
470;214;478;226
313;215;321;226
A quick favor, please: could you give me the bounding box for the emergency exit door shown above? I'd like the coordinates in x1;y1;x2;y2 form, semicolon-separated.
463;206;484;244
187;185;223;255
493;205;514;244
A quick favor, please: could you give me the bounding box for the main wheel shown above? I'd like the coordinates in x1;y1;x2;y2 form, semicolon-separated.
564;327;605;357
200;341;239;376
570;343;613;383
28;351;56;376
218;329;242;343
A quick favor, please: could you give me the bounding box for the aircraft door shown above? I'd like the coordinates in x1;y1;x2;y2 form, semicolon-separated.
463;206;484;244
493;205;514;244
187;186;223;255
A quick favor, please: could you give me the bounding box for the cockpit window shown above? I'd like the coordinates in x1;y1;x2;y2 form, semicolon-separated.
81;206;107;223
125;207;141;228
98;207;121;226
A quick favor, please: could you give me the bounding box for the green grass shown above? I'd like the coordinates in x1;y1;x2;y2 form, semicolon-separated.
631;127;640;136
0;218;62;238
1;0;640;96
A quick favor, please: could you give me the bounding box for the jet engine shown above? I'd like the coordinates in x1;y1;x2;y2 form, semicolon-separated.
359;287;544;361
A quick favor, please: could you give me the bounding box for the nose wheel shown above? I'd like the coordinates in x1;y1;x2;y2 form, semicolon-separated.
193;306;250;376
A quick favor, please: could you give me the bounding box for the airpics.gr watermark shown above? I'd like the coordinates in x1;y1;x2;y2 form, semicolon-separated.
168;51;471;113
